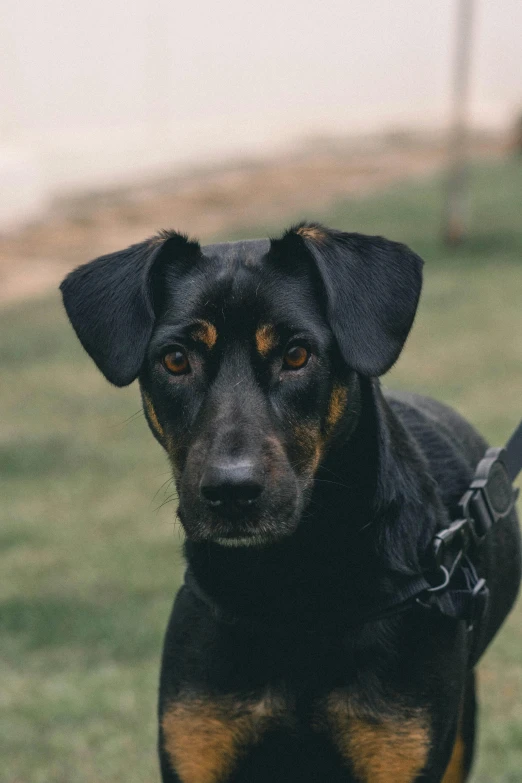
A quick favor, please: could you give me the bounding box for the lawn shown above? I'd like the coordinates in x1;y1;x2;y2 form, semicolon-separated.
1;158;521;782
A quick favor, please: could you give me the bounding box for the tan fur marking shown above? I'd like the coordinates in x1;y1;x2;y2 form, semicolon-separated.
255;324;278;357
143;392;164;437
326;695;430;782
441;733;466;783
162;694;286;783
312;442;323;473
326;385;348;434
296;225;327;242
293;423;323;473
192;320;218;349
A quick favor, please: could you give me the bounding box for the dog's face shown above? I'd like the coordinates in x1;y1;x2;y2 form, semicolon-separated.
60;224;423;547
140;237;358;545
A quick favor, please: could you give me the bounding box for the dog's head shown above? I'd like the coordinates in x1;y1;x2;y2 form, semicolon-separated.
61;223;422;547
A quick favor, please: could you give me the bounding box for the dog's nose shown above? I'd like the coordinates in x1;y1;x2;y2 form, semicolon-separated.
200;460;264;509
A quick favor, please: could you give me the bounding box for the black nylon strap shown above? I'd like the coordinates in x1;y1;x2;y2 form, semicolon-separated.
504;419;522;481
184;567;435;631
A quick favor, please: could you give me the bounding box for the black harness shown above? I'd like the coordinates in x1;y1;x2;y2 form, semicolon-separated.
409;421;522;627
344;420;522;665
184;421;522;653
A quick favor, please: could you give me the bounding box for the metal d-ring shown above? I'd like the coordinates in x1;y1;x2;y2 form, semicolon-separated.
426;565;451;593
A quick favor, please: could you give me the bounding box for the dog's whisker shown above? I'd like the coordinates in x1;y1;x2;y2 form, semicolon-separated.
151;476;177;505
153;493;179;513
312;477;353;490
110;409;145;428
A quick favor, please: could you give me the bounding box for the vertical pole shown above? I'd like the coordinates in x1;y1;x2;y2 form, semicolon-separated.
443;0;474;246
145;0;171;146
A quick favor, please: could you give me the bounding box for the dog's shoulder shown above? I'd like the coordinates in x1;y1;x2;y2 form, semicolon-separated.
384;390;487;512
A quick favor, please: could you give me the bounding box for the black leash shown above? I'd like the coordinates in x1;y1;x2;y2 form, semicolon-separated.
505;419;522;482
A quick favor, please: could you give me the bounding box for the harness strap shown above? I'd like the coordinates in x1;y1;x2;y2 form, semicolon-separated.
405;421;521;648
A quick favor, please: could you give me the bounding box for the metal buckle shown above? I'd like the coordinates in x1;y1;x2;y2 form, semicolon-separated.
422;445;516;616
426;564;451;593
432;517;473;581
459;448;518;543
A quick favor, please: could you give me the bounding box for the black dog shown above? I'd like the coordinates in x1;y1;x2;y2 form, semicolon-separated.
61;224;520;782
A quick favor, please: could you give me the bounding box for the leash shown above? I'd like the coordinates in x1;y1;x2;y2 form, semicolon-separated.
505;419;522;483
184;420;522;640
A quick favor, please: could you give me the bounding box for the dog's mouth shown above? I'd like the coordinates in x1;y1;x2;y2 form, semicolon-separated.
213;532;275;548
177;494;302;548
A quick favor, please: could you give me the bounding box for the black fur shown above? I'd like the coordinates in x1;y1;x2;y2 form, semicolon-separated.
60;231;200;386
61;223;520;782
274;224;424;376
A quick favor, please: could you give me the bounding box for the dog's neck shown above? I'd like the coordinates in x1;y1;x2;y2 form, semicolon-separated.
184;378;439;625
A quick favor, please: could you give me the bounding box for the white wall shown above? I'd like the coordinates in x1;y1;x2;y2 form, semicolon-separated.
2;0;521;225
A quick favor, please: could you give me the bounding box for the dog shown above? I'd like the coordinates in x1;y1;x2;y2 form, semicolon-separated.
61;223;520;782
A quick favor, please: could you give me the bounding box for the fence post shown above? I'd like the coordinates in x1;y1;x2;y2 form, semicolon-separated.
443;0;475;246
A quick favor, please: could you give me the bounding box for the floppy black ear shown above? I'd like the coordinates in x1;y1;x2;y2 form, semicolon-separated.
288;223;423;377
60;231;200;386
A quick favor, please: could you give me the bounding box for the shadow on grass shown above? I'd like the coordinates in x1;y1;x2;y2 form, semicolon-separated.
0;595;166;663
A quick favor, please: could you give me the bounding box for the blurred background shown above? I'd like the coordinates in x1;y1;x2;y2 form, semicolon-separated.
1;1;521;781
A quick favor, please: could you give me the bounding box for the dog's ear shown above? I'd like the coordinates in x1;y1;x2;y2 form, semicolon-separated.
60;231;200;387
280;223;423;377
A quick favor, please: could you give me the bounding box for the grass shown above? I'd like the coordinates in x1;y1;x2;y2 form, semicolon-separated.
1;158;521;782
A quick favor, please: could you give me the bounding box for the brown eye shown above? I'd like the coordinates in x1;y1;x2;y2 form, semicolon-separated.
162;348;190;375
283;344;310;370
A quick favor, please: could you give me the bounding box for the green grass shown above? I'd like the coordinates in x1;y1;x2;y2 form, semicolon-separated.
1;158;521;782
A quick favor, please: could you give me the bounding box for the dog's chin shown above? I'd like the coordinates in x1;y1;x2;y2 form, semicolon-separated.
213;533;276;548
178;503;302;548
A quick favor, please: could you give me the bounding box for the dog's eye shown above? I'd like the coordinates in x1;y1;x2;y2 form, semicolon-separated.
283;344;310;370
162;348;190;375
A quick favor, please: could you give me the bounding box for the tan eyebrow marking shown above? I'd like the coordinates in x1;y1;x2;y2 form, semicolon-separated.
255;324;278;357
192;320;218;349
296;225;326;242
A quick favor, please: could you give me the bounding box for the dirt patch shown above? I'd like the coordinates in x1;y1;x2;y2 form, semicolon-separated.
0;131;505;306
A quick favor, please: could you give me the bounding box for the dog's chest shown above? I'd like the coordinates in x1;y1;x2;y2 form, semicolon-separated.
161;688;430;783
